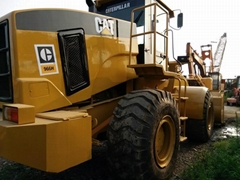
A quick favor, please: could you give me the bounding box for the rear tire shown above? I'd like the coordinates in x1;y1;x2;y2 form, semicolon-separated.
107;89;179;180
186;91;214;142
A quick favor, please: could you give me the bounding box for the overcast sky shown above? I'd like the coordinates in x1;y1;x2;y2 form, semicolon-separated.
0;0;238;78
167;0;239;79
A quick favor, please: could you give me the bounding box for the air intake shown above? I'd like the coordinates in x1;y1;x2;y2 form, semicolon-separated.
58;28;90;96
0;20;12;102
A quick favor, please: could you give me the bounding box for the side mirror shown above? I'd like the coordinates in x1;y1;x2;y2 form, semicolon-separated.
177;13;183;28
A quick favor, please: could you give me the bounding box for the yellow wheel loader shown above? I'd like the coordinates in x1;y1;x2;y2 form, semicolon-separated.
177;34;226;141
0;0;218;179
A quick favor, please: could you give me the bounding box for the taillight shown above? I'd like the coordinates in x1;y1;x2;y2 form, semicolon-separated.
2;104;35;124
4;106;18;123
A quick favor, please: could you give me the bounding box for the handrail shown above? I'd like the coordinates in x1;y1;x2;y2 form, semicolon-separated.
129;3;169;69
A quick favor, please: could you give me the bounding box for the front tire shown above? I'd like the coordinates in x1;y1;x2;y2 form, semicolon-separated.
107;89;179;180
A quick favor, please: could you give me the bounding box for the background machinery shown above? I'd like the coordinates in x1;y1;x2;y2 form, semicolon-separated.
0;0;220;179
225;78;235;92
177;33;227;140
226;75;240;106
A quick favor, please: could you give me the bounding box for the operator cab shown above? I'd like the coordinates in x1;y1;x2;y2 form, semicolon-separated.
86;0;183;70
209;72;223;91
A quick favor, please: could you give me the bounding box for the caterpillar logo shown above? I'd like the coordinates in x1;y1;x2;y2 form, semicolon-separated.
95;17;114;36
34;44;59;76
105;2;130;14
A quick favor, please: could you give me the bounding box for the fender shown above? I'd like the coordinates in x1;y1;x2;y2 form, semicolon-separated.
211;91;224;124
181;86;209;120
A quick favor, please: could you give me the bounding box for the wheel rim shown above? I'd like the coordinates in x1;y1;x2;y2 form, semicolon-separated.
154;115;176;168
207;103;214;134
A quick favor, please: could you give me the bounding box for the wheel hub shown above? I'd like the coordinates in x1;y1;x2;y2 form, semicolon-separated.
154;115;176;168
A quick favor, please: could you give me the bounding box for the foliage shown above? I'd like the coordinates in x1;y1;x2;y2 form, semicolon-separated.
180;112;240;180
180;137;240;180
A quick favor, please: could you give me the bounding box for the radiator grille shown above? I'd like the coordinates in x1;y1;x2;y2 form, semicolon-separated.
0;20;12;102
58;28;90;96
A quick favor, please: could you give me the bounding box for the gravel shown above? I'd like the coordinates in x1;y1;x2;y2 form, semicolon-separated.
171;140;214;180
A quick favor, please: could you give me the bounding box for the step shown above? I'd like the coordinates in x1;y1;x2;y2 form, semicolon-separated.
180;136;188;142
176;97;189;101
171;93;179;97
180;97;188;100
180;116;188;121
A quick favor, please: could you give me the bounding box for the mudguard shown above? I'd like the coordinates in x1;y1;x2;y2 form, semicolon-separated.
211;91;225;124
181;86;209;120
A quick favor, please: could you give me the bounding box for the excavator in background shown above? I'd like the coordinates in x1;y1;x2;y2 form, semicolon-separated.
177;33;227;134
0;0;218;179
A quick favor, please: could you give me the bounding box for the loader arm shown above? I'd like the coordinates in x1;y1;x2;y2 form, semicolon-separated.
186;43;206;78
